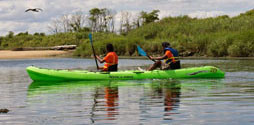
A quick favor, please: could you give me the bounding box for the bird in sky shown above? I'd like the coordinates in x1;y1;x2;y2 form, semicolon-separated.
25;8;43;12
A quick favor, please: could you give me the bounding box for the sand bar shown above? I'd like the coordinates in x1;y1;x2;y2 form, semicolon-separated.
0;50;72;59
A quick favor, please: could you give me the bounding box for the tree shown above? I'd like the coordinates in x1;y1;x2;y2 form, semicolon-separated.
48;12;87;33
88;8;116;32
140;10;160;25
39;33;45;36
0;36;3;46
33;32;40;36
119;11;132;35
61;15;71;32
101;9;116;32
48;18;62;34
132;13;142;29
7;31;14;38
70;12;87;32
17;32;29;36
89;8;101;32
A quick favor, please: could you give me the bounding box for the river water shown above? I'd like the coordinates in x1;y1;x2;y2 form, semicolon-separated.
0;58;253;125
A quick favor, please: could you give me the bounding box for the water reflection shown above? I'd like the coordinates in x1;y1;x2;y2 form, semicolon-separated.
104;87;119;120
90;86;119;123
26;77;230;124
27;80;184;123
163;82;181;120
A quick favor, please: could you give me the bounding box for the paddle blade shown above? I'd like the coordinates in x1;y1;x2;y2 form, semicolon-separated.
137;45;147;56
88;33;92;43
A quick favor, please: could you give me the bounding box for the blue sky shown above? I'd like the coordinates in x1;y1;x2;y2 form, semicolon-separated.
0;0;253;35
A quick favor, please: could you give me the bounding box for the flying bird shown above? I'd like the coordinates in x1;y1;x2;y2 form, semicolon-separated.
25;8;43;12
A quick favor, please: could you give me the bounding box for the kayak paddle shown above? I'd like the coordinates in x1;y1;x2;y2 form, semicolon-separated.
137;45;156;62
89;33;99;70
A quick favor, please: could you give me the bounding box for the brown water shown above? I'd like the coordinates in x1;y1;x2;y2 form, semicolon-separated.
0;58;253;125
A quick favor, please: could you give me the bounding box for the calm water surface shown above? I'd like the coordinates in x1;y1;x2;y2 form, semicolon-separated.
0;58;254;125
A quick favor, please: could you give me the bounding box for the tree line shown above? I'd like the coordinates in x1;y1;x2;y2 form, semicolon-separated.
47;8;160;35
0;8;254;57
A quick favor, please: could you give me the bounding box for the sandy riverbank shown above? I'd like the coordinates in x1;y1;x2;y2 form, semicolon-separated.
0;50;73;59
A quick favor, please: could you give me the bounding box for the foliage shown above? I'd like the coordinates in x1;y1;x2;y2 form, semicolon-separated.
140;10;160;24
1;9;254;57
89;8;115;32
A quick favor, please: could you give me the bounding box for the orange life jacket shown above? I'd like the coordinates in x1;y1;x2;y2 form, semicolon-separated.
164;50;176;64
103;52;118;71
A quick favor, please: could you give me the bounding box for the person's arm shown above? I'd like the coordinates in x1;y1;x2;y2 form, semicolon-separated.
149;54;167;60
96;55;105;63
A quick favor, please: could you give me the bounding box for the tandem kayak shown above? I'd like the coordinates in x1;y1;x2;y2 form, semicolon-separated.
26;66;225;81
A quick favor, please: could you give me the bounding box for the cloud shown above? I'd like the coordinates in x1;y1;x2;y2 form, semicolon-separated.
0;0;254;35
188;11;225;18
0;21;29;36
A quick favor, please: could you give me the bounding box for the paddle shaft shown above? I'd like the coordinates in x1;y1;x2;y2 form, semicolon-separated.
147;55;156;62
89;33;99;70
91;44;99;70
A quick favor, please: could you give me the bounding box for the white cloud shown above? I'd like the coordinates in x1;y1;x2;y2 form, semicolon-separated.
188;11;225;18
0;0;254;35
0;21;28;36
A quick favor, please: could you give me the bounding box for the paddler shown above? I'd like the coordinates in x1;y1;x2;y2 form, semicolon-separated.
147;42;181;71
96;43;118;71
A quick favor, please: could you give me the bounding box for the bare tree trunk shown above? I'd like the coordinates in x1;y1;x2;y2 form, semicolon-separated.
120;11;132;34
48;18;62;34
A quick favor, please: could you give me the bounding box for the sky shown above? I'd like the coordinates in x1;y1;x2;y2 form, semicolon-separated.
0;0;254;36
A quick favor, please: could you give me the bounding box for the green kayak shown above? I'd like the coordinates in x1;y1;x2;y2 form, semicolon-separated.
26;66;225;81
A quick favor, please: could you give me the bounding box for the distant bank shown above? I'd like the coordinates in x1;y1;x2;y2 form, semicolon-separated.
0;50;72;59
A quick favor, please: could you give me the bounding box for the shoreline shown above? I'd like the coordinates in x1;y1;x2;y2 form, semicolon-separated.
0;50;253;60
117;56;254;60
0;50;73;59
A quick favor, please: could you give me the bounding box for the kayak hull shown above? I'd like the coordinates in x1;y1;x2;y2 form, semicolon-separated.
26;66;225;81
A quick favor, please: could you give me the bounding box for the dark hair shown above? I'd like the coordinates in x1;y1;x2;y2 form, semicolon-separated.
162;42;170;48
106;43;114;52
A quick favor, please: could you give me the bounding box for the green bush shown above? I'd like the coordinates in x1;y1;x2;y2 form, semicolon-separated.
1;10;254;57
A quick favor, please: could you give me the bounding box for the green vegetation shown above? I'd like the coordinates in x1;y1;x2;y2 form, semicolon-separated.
1;9;254;57
75;10;254;57
0;32;80;49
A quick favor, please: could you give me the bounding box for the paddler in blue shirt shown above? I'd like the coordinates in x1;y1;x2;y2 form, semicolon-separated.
148;42;181;71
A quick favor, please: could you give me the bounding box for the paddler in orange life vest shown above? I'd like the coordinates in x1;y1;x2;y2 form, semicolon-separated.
96;43;118;71
148;42;181;71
